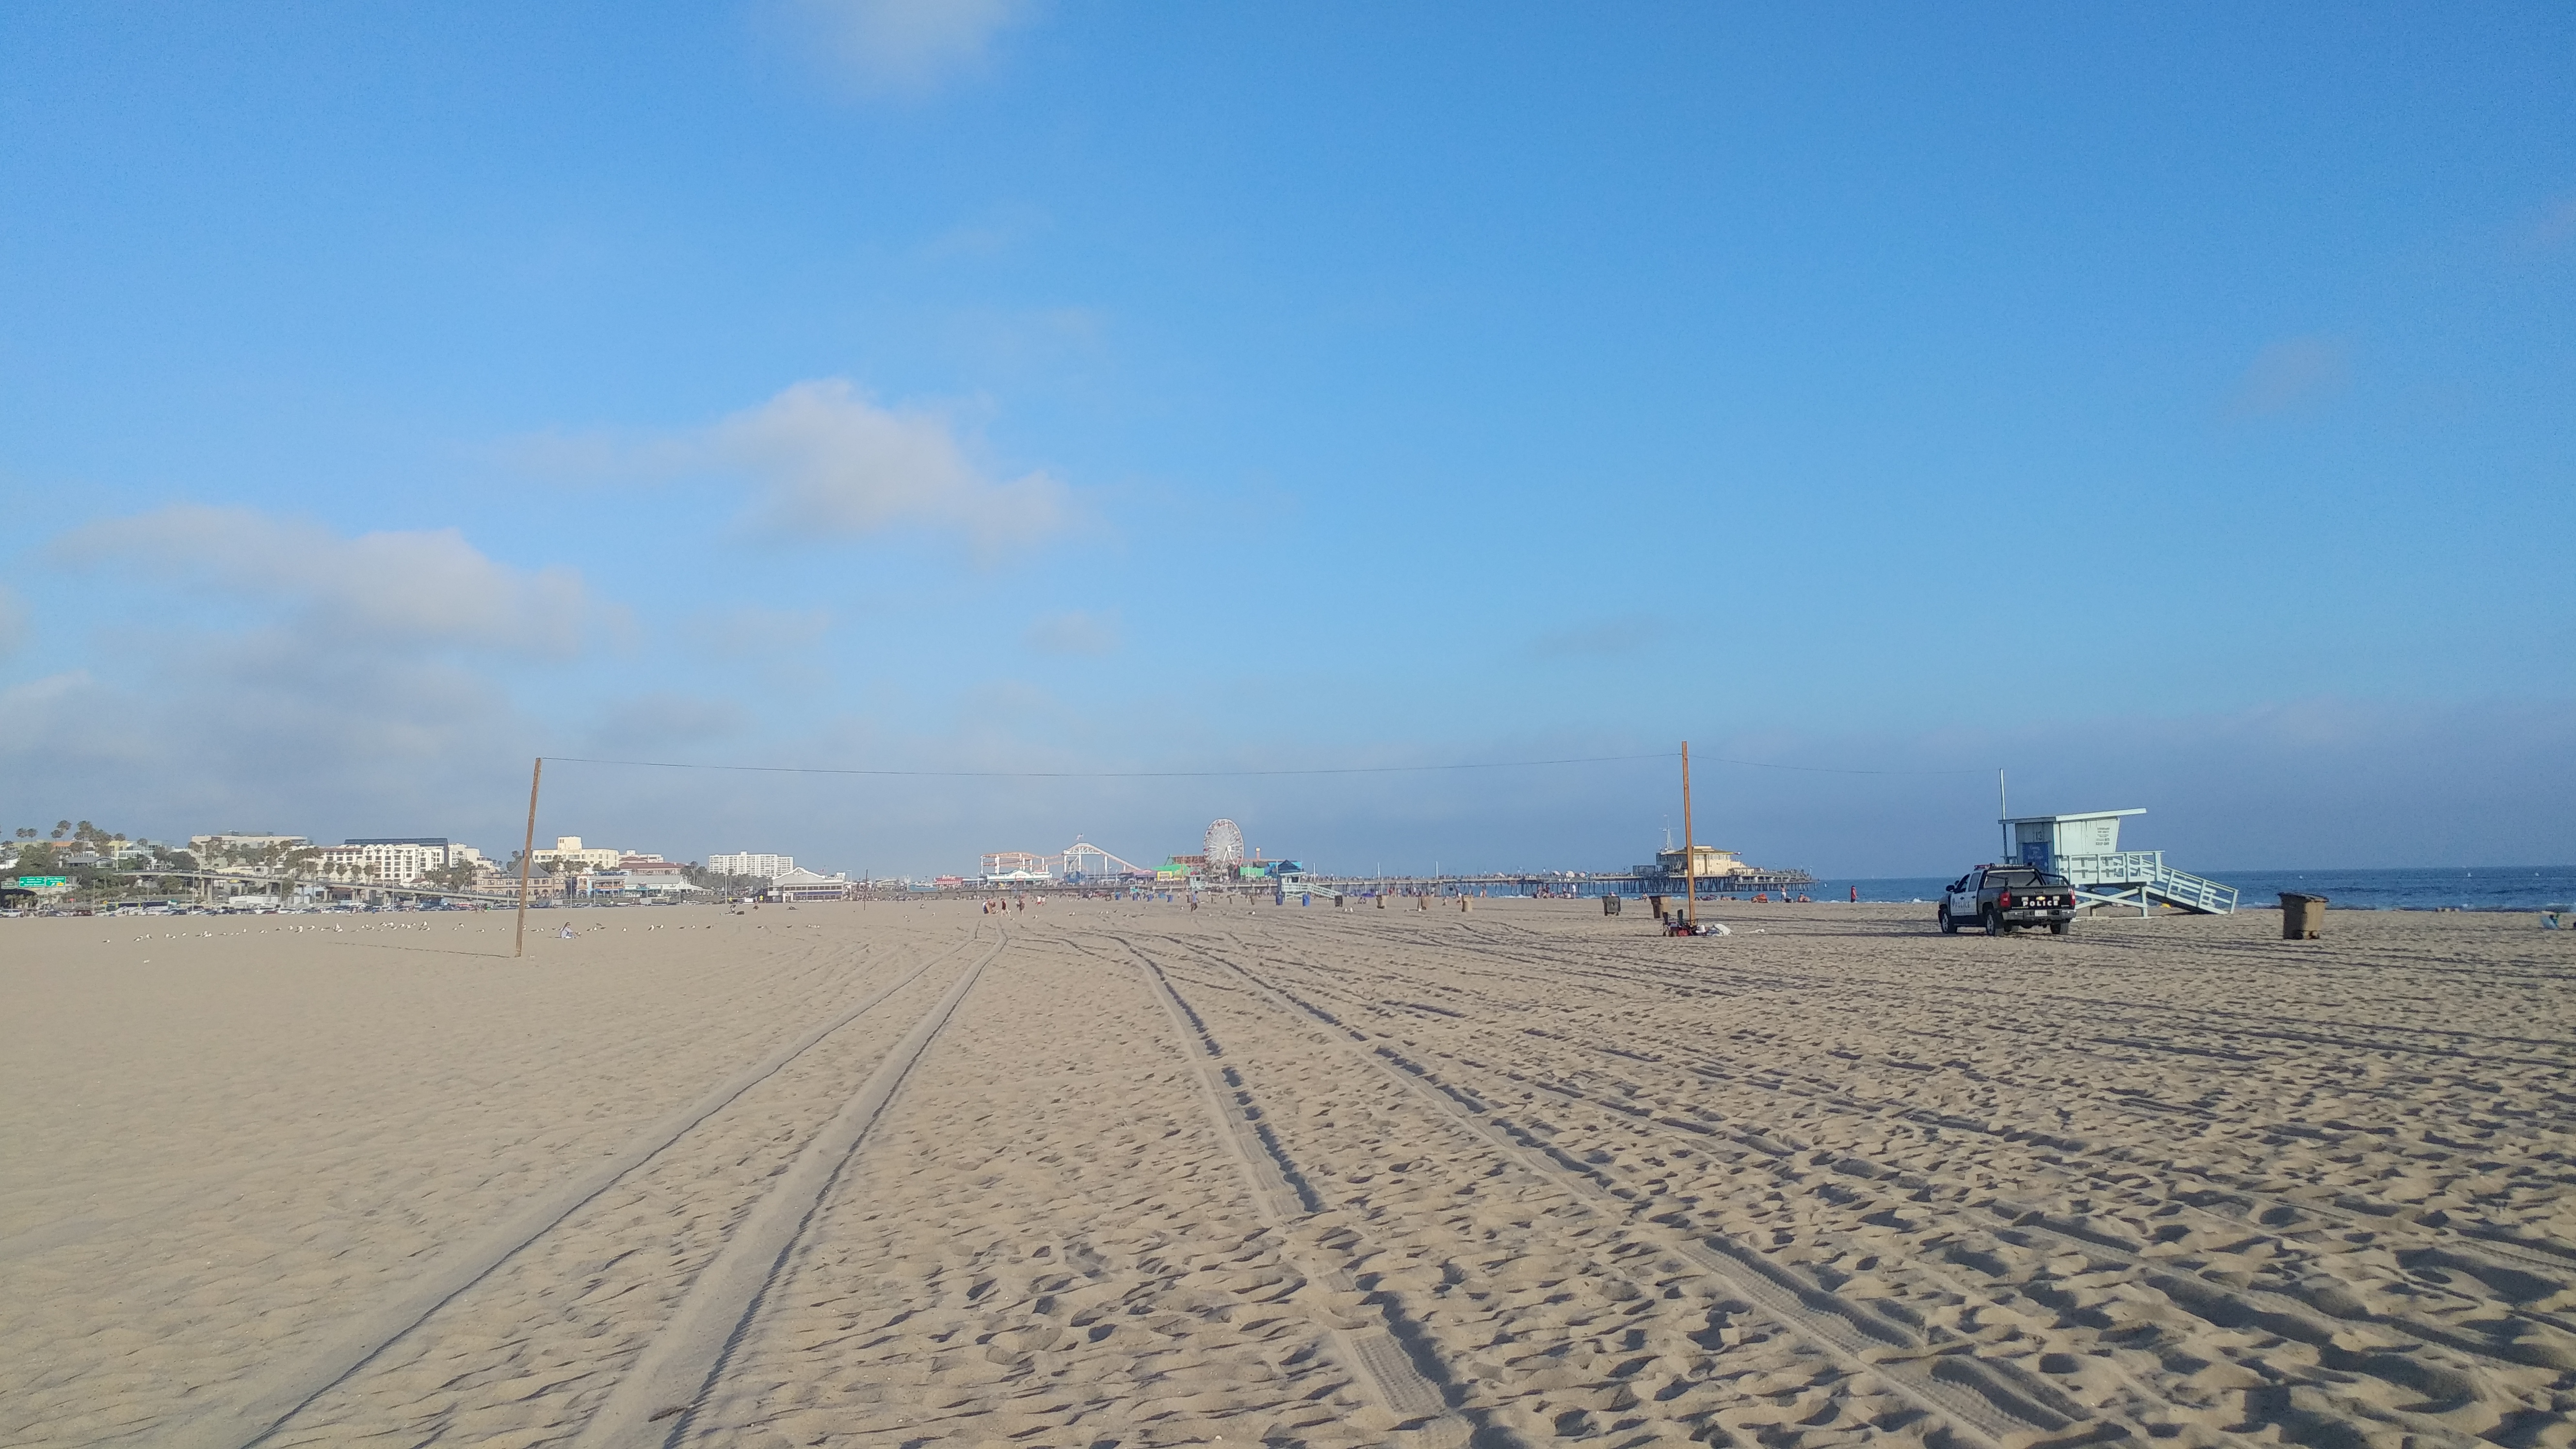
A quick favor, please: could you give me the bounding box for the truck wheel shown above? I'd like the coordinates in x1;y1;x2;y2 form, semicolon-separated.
1983;907;2005;936
1938;907;1957;934
2050;921;2070;935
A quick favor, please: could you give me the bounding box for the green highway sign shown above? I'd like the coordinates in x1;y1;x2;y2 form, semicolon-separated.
11;876;68;888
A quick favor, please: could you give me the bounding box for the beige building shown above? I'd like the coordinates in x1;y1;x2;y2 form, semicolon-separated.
531;836;624;872
1655;844;1749;878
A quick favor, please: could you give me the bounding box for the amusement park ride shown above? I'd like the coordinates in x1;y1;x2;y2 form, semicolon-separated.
979;835;1153;886
980;819;1289;887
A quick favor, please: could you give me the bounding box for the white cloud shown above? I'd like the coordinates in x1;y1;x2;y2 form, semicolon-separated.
4;507;607;845
53;505;606;657
716;380;1069;548
1023;609;1119;656
514;379;1073;555
2225;335;2349;419
785;0;1030;96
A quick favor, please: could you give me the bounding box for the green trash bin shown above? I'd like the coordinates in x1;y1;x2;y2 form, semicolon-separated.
2281;892;2327;940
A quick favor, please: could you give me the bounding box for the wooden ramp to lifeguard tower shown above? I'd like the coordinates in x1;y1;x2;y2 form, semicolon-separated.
2002;809;2238;916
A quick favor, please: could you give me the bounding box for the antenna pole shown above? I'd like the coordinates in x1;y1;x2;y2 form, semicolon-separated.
1681;741;1697;929
515;757;542;959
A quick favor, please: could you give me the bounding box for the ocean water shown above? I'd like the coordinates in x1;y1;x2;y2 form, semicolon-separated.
1800;867;2576;912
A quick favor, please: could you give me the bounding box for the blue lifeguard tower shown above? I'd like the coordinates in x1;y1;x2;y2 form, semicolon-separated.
1999;809;2237;916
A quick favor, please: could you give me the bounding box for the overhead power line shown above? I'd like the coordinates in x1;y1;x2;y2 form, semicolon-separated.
537;750;1987;779
539;752;1674;779
1693;755;1989;776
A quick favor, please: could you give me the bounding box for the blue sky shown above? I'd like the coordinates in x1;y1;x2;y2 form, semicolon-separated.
4;1;2571;877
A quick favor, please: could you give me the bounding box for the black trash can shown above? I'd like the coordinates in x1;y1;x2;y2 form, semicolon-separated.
1602;895;1622;917
2281;892;2327;940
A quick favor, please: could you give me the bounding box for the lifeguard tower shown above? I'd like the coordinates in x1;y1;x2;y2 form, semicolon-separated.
1999;809;2238;916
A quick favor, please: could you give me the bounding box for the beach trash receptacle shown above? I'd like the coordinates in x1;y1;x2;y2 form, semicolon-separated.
2281;892;2327;940
1603;895;1621;916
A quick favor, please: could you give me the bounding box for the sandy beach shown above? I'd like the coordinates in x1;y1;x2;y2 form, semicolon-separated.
5;899;2573;1448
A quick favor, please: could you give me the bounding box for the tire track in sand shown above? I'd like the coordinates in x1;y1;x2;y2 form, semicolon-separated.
1364;1023;2524;1449
1121;942;1473;1449
1211;921;2571;1448
1250;930;2576;1412
1263;922;2576;1301
145;926;985;1449
1177;935;2150;1449
1121;930;2009;1449
566;928;1001;1448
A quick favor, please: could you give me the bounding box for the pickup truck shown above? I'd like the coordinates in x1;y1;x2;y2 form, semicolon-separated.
1938;864;2079;935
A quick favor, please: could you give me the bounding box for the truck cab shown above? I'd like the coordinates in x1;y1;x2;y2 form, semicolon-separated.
1940;864;2079;935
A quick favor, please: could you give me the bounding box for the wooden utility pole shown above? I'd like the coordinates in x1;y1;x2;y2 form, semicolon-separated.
1681;741;1697;929
514;757;542;959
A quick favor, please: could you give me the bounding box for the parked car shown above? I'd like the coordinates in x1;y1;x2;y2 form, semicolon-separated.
1939;864;2079;935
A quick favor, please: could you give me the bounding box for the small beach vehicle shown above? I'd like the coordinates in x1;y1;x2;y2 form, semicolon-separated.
1938;864;2079;936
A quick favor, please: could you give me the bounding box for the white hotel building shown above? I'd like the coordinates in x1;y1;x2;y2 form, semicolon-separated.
708;852;791;881
318;837;484;886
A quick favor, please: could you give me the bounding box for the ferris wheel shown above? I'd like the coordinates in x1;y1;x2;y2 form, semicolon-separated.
1203;818;1246;865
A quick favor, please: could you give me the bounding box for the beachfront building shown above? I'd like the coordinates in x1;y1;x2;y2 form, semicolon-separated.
708;852;791;881
532;836;624;873
1653;844;1752;879
617;856;691;893
767;866;851;900
547;853;695;899
1509;839;1813;900
315;837;484;886
512;872;566;901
